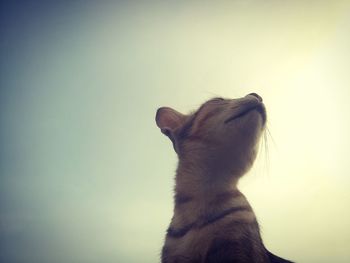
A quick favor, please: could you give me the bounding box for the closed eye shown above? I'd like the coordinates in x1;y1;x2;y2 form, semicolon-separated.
208;97;225;103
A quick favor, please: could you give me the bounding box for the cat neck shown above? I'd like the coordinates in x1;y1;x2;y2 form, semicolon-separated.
174;158;241;198
170;159;254;230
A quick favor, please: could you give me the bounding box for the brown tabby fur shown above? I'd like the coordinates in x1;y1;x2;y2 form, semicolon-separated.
156;93;293;263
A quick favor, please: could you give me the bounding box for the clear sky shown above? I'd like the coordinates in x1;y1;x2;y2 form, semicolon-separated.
1;1;350;262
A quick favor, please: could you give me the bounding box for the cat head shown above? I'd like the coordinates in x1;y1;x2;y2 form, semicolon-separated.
156;93;266;177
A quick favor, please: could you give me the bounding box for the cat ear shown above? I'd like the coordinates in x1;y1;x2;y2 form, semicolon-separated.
155;107;187;136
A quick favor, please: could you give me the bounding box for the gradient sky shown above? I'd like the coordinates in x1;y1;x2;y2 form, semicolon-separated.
1;1;350;263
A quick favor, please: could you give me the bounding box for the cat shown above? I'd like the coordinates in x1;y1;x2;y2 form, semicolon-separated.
155;93;293;263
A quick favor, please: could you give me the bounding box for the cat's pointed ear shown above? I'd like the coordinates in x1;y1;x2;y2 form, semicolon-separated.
155;107;187;136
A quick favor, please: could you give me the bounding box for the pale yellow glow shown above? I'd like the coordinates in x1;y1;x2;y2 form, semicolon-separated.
2;1;350;263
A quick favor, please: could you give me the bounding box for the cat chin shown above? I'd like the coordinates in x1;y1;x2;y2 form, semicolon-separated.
225;121;263;148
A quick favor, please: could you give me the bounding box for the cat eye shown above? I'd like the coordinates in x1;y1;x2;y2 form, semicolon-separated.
209;97;225;103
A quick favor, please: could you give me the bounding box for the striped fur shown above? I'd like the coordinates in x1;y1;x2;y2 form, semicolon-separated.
156;94;293;263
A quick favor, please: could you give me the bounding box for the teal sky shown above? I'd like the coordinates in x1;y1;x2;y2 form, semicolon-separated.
1;1;350;262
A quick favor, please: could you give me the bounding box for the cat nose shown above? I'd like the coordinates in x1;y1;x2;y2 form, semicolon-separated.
247;93;263;102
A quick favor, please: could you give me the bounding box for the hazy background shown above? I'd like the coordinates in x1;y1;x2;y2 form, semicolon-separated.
1;1;350;262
